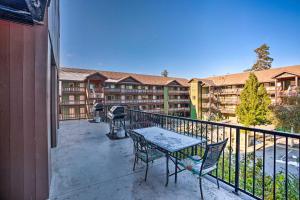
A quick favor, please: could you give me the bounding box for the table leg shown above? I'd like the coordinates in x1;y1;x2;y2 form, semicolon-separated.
175;152;178;183
165;153;169;187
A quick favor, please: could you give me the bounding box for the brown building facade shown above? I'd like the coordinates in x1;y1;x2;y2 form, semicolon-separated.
189;65;300;121
59;67;190;119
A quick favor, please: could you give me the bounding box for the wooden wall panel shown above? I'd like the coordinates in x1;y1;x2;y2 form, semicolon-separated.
0;20;11;200
34;17;50;200
23;25;37;200
9;22;25;200
0;19;50;200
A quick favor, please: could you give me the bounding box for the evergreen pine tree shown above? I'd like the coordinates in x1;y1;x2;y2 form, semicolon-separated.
251;44;273;71
161;70;168;77
236;73;271;126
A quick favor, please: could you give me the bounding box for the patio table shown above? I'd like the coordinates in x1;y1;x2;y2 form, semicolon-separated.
133;126;206;186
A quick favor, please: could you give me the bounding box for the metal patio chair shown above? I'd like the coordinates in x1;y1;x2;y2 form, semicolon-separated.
178;139;228;200
128;130;164;181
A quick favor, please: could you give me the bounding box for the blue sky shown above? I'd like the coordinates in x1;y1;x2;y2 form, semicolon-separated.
60;0;300;79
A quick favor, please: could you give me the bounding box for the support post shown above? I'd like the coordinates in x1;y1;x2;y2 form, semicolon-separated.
234;128;240;194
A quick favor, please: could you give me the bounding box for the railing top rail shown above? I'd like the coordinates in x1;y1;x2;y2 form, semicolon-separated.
128;109;300;138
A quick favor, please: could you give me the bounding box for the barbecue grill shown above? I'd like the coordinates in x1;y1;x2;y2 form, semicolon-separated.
92;103;104;122
107;106;128;139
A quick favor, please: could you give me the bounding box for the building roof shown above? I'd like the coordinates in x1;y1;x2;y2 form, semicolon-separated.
59;67;189;87
190;65;300;86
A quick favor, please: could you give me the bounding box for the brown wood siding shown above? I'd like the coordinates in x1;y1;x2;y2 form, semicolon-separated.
0;18;50;200
0;20;11;200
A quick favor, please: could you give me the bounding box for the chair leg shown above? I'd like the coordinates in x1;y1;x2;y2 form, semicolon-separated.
216;168;220;189
145;162;149;182
133;155;137;171
199;177;204;200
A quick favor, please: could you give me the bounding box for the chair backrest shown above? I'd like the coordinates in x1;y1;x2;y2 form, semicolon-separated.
201;139;228;172
128;131;148;153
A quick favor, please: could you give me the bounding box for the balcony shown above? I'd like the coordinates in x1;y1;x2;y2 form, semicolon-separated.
103;88;121;93
220;107;236;114
104;88;164;94
277;88;300;97
219;88;242;95
266;86;276;94
89;93;104;99
62;87;85;93
60;100;86;105
105;99;164;104
169;90;189;94
168;98;190;103
53;109;300;200
50;120;242;200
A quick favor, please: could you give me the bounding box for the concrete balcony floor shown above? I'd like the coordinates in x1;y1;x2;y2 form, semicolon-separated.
50;120;244;200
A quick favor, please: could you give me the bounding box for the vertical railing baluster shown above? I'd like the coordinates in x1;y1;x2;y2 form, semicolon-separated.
211;124;213;144
252;131;256;196
285;137;288;200
244;130;247;191
262;132;266;199
222;126;225;180
234;127;240;194
229;127;232;184
184;120;186;135
273;135;276;200
216;125;219;177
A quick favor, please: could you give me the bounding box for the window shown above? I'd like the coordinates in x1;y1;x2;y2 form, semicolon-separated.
69;108;75;115
80;107;85;114
69;95;75;101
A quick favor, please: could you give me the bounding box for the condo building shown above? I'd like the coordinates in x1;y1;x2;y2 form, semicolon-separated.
59;67;190;120
189;65;300;121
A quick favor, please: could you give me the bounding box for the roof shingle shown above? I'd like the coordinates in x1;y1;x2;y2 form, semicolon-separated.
59;67;190;87
190;65;300;86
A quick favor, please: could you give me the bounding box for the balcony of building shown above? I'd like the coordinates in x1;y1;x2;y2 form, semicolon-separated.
218;88;242;95
220;107;236;114
62;87;86;93
105;99;164;105
49;120;243;200
54;109;300;200
168;98;190;103
60;100;86;106
169;89;189;94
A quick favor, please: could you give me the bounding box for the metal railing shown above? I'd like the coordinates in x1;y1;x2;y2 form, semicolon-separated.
62;87;85;93
169;90;189;94
103;88;164;94
105;99;164;104
127;109;300;200
168;98;190;103
60;100;86;105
